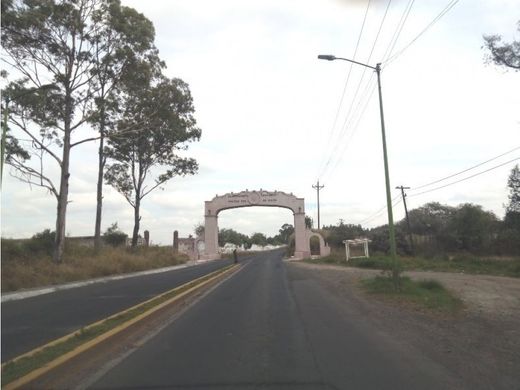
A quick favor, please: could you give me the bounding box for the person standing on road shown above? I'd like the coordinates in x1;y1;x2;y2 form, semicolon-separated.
233;248;238;264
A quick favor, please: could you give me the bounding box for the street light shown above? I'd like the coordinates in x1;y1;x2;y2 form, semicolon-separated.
1;84;57;187
318;54;399;286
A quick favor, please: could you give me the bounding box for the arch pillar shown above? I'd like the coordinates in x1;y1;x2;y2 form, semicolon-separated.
294;212;310;259
204;214;219;258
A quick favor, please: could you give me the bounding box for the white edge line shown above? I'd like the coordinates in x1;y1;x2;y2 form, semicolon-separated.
1;259;221;303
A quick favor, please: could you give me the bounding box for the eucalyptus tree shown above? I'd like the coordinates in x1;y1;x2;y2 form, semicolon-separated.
1;0;115;262
483;21;520;71
505;164;520;230
1;0;164;261
86;2;160;251
105;76;201;246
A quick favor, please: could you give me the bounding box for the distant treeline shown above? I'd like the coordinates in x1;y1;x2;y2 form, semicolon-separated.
322;201;520;256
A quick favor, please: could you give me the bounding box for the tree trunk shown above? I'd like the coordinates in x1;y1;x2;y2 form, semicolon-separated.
131;197;141;247
53;91;72;264
94;100;106;253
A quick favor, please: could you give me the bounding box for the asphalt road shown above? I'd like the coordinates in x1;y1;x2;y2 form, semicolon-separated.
1;258;232;362
92;250;460;390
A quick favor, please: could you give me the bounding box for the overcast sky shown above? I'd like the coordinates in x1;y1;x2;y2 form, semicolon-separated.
2;0;519;244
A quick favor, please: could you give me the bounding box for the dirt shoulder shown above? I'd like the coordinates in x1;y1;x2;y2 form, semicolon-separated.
288;262;520;390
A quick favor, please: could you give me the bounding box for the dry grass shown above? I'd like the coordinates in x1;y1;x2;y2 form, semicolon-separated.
1;245;188;293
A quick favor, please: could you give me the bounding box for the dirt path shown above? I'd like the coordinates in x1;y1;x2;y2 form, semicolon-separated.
288;262;520;390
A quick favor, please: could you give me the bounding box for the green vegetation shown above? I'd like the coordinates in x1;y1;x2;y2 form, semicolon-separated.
209;224;295;250
361;276;463;312
1;265;235;385
308;249;520;278
103;223;128;247
1;237;187;292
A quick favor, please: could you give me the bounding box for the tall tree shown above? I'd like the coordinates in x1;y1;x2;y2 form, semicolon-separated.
105;76;201;246
483;21;520;71
87;2;160;251
505;164;520;230
1;0;109;262
449;204;498;253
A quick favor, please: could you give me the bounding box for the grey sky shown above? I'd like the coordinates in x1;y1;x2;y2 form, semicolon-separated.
2;0;519;244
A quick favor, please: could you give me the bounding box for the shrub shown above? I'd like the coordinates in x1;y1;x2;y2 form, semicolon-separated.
103;223;128;247
26;229;56;256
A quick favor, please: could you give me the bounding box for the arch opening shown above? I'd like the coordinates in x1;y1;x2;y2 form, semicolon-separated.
200;190;318;260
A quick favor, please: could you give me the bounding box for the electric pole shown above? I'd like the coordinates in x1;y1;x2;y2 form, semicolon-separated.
396;185;414;255
312;180;324;229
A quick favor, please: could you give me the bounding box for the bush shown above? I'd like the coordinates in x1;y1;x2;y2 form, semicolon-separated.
103;223;128;247
26;229;55;256
417;279;443;291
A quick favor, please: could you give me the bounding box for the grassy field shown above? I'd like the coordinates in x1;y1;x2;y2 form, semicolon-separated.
361;276;463;312
1;242;189;293
308;249;520;278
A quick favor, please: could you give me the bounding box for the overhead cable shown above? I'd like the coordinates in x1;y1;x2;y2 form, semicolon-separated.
410;146;520;192
317;0;372;180
383;0;460;66
320;0;393;180
409;157;520;197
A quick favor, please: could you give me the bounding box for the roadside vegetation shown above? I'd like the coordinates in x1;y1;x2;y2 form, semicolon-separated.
307;249;520;278
361;276;463;312
1;230;187;293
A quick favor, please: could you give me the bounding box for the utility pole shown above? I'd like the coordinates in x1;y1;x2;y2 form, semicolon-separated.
312;180;324;229
396;185;414;255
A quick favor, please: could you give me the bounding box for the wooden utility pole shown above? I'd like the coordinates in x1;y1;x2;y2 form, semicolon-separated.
396;185;414;255
312;180;325;229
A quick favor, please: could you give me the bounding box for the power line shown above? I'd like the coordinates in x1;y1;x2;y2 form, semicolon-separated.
381;0;415;62
322;0;415;181
409;146;520;192
383;0;460;66
319;0;392;180
317;0;372;180
323;77;377;180
356;193;401;226
409;157;520;198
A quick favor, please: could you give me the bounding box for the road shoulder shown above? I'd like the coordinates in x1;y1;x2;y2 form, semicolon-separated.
288;262;520;390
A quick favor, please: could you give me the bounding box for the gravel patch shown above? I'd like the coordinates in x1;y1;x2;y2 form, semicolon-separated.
288;262;520;390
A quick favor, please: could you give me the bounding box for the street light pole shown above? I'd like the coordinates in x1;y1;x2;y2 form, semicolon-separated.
318;54;399;286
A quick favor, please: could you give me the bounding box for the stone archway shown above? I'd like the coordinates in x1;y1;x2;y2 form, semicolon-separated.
306;231;331;257
202;190;311;259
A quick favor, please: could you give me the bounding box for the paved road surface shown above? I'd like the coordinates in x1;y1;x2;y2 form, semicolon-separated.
1;259;232;362
92;250;460;390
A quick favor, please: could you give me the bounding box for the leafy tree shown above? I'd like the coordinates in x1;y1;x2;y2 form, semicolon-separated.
218;228;249;247
2;0;114;262
194;223;205;238
504;164;520;230
250;232;268;247
103;222;128;247
449;204;498;253
27;229;56;256
87;1;160;251
322;222;365;248
305;216;313;229
276;223;294;244
406;202;458;253
483;21;520;71
105;76;201;246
